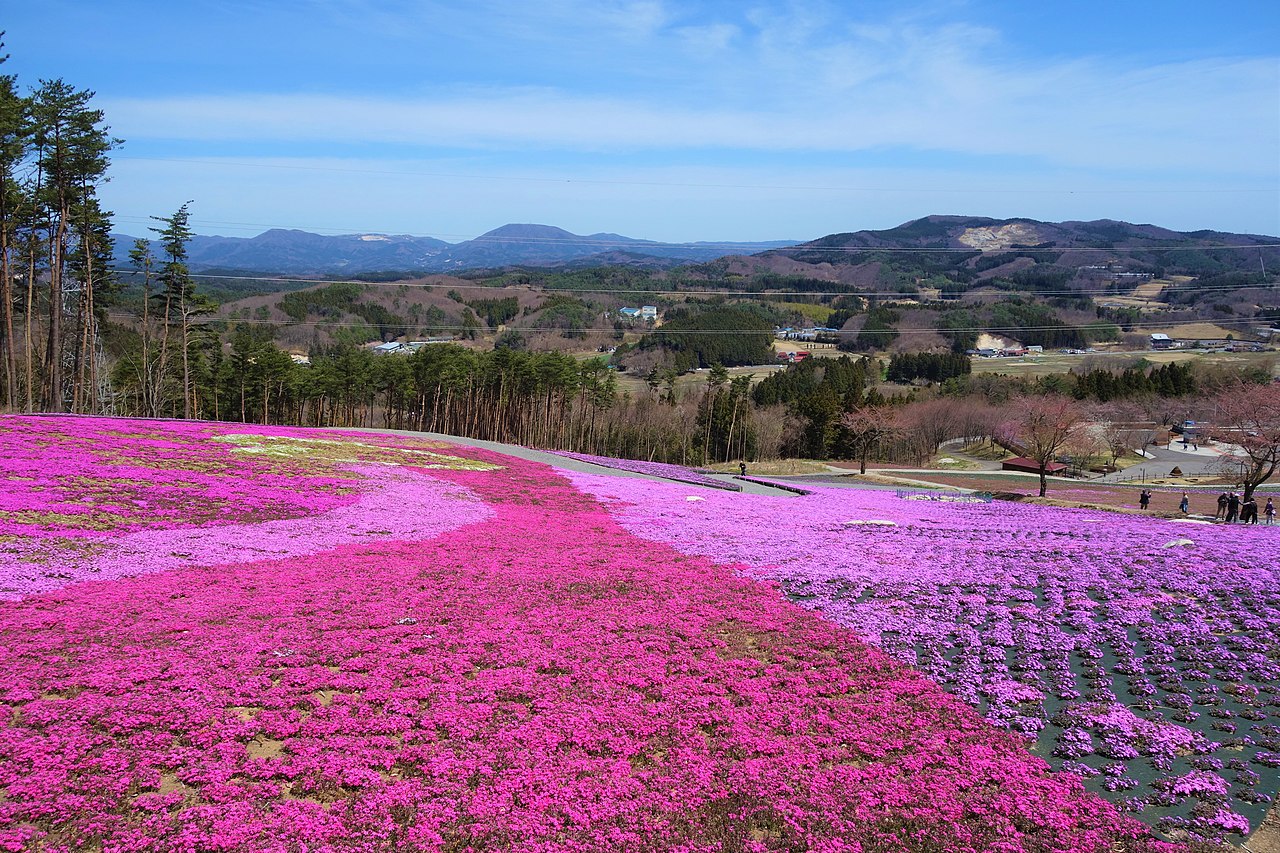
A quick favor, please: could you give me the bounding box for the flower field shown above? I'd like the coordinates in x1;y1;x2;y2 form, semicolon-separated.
567;472;1280;841
0;417;1272;851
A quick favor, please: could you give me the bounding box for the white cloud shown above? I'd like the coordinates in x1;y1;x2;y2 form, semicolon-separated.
92;2;1280;241
103;48;1279;176
674;22;739;53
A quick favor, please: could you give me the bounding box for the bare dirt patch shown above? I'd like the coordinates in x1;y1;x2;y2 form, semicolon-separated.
1250;801;1280;853
1147;322;1255;340
246;736;286;760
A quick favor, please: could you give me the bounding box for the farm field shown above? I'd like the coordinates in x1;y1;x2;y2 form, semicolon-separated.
970;349;1279;379
2;417;1279;850
605;345;1278;395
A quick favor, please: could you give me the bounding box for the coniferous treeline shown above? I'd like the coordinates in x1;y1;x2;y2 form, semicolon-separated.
753;355;878;458
630;305;774;370
0;41;120;413
1069;362;1196;401
887;352;972;383
122;331;784;465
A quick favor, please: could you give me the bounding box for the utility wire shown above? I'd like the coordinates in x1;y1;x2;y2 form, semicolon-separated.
112;156;1280;196
103;311;1276;336
107;214;1280;253
108;268;1279;300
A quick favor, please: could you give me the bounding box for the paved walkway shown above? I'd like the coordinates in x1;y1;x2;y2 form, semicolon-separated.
340;427;1276;500
340;428;802;497
1096;441;1229;484
935;438;1004;471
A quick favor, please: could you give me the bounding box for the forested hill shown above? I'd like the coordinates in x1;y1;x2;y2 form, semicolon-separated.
711;216;1279;283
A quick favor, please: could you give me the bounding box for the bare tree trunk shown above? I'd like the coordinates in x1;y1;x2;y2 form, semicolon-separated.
81;234;99;414
156;287;172;418
0;206;15;409
71;285;86;412
43;207;68;411
140;275;152;416
23;247;35;412
180;299;191;419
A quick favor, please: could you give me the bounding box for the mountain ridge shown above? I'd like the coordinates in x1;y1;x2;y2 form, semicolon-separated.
112;224;796;276
111;216;1279;278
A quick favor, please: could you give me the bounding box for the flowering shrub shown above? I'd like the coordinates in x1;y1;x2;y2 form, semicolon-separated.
566;469;1280;840
0;416;1176;852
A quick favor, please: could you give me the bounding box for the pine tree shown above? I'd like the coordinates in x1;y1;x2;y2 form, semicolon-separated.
151;201;204;418
29;79;117;411
0;39;28;409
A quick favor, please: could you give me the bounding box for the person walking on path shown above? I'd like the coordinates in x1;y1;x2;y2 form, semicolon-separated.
1139;489;1151;510
1216;492;1228;520
739;461;747;477
1226;492;1240;523
1266;498;1276;525
1179;493;1190;514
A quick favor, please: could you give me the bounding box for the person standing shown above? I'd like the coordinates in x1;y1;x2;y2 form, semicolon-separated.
1243;497;1258;525
1216;492;1228;520
1266;498;1276;525
1139;489;1150;510
738;461;747;477
1179;493;1190;514
1226;492;1240;523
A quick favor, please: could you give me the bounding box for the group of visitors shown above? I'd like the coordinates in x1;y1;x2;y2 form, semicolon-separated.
1137;489;1276;524
1212;491;1275;525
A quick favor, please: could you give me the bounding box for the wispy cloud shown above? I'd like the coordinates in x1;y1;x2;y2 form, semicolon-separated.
91;1;1279;179
55;0;1277;236
104;48;1278;175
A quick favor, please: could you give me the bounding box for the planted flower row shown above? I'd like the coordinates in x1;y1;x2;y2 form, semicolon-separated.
566;468;1280;841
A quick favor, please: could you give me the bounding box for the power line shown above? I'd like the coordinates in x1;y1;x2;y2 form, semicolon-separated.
108;267;1279;301
770;243;1280;254
108;213;1280;253
109;215;797;248
102;311;1277;337
112;155;1279;197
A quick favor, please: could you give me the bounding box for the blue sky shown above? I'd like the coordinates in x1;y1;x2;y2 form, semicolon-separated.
5;0;1279;242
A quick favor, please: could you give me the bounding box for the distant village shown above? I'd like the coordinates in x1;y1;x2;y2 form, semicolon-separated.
289;295;1275;368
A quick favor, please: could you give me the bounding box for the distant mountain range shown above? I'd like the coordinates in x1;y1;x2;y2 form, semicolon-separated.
111;223;796;275
111;216;1280;279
